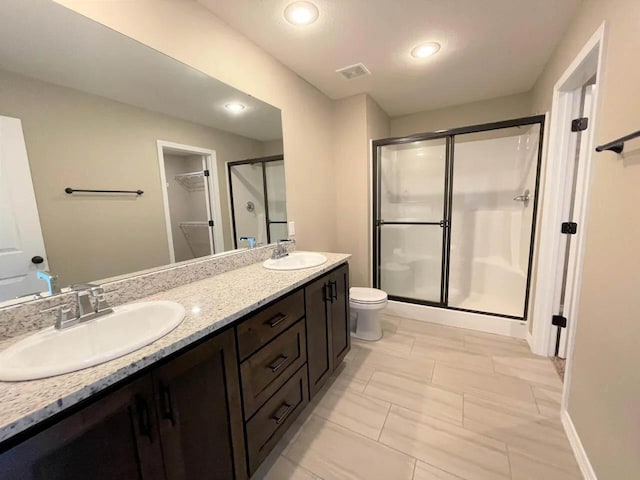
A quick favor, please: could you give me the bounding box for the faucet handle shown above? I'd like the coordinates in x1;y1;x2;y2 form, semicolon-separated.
92;288;112;312
40;304;73;329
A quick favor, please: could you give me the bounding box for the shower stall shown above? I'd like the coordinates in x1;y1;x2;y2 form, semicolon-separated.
373;116;544;320
228;155;287;248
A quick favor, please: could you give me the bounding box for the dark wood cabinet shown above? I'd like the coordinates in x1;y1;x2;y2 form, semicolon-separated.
329;264;350;367
152;328;247;480
0;330;246;480
306;263;350;399
0;376;165;480
240;319;307;418
305;274;333;398
0;262;349;480
236;290;304;361
245;365;308;475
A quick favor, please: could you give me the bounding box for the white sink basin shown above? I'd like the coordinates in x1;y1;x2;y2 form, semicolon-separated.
0;301;185;381
263;251;328;271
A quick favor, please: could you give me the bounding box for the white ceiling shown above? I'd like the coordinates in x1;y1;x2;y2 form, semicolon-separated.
199;0;582;116
0;1;282;141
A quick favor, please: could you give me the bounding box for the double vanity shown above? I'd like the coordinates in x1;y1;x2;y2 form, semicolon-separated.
0;250;350;479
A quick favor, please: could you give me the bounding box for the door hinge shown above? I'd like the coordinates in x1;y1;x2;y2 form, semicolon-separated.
561;222;577;234
552;315;567;328
571;117;588;132
203;169;210;177
208;220;214;227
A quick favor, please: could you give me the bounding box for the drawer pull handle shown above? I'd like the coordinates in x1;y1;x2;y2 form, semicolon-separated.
324;283;332;303
160;384;176;427
268;354;289;373
267;313;288;328
272;402;293;425
135;395;153;442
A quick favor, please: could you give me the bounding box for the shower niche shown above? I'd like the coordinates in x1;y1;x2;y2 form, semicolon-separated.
373;116;544;320
228;155;287;248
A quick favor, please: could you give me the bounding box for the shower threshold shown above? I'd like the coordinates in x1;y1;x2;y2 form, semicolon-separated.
384;299;528;340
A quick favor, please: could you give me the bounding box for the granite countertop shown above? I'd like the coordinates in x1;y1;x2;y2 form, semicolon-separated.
0;252;350;444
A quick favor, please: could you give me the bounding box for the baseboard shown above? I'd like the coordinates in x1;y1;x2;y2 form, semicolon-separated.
385;300;527;339
561;410;597;480
526;331;534;350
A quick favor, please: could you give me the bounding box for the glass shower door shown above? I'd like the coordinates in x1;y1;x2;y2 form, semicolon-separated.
448;124;541;317
376;138;449;304
265;159;288;241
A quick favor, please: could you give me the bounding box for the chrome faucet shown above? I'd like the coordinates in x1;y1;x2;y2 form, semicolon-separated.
43;285;114;330
37;271;60;295
272;239;295;260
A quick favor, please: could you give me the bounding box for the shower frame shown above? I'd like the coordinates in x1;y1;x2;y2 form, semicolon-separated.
372;115;545;321
227;155;286;248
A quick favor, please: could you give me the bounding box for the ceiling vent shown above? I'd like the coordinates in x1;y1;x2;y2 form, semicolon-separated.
336;63;371;80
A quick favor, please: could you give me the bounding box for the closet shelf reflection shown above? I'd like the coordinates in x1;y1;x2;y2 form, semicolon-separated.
174;171;206;191
179;221;211;227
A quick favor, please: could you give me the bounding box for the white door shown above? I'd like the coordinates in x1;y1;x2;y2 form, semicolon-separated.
552;84;595;358
0;115;49;302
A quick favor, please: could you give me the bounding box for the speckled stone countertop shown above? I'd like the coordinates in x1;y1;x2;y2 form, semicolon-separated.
0;252;350;445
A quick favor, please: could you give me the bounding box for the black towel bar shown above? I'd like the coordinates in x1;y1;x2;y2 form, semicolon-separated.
65;187;144;195
595;130;640;154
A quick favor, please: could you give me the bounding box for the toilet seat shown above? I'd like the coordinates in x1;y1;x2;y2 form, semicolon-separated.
350;287;388;305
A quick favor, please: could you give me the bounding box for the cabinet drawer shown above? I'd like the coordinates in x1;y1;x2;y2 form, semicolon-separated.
245;365;309;475
237;289;304;360
241;319;307;418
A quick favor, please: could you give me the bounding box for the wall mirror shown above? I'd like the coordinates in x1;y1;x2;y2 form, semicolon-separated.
0;1;285;304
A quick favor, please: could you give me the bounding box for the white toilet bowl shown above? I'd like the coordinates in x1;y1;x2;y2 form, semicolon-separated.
350;287;388;341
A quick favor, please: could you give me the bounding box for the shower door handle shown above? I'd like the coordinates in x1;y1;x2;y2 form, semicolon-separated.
513;189;531;206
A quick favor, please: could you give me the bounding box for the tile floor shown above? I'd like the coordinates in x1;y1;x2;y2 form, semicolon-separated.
252;314;582;480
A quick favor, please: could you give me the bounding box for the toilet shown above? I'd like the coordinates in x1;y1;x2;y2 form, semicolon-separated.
349;287;388;341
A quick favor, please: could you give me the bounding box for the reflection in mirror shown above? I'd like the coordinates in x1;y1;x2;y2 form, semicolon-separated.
0;1;284;304
228;156;288;248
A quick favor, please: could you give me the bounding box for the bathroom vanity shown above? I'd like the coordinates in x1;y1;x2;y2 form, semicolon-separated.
0;256;350;480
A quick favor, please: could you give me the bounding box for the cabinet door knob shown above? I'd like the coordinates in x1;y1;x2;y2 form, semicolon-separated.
31;256;44;264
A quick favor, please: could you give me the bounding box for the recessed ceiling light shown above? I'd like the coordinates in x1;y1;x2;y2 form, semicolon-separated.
411;42;441;58
225;103;245;113
284;1;319;26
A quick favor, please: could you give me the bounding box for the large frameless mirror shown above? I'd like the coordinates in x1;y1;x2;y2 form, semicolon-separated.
0;1;285;305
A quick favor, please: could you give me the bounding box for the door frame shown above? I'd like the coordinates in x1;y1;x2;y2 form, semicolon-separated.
372;115;545;320
530;23;607;367
156;140;224;262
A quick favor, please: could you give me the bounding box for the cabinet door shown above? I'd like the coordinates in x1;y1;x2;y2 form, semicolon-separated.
329;263;350;367
0;376;164;480
305;274;332;399
152;329;247;480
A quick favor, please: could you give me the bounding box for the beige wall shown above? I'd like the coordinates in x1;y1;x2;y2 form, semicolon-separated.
333;95;368;286
333;94;389;288
529;0;640;477
390;92;532;137
58;0;337;254
0;68;263;286
261;139;284;157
